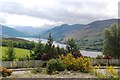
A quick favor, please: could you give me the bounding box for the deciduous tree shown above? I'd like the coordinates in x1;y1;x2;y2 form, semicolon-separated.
103;25;120;58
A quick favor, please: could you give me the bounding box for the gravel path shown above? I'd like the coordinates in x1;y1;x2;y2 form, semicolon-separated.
7;67;119;78
8;70;95;78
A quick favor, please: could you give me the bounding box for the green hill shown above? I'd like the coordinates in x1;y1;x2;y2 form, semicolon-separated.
0;24;28;38
42;19;119;42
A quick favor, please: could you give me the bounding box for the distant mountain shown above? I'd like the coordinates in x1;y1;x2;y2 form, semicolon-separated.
14;26;55;36
42;24;85;40
42;19;119;42
0;24;28;38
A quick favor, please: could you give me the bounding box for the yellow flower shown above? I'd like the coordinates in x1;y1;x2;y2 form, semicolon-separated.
106;66;117;76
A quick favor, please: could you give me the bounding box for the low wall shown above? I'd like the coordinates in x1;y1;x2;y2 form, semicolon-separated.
1;59;120;68
91;59;120;66
2;60;46;68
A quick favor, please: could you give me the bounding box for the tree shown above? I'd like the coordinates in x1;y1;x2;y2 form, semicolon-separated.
47;33;53;48
66;38;79;54
6;41;15;61
41;33;60;60
32;40;43;59
103;25;120;58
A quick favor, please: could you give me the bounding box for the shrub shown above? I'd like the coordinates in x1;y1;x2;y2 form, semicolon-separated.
46;59;65;74
105;66;118;78
59;53;92;73
93;65;118;78
0;67;12;77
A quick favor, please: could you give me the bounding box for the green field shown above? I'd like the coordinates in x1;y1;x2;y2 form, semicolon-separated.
1;46;31;60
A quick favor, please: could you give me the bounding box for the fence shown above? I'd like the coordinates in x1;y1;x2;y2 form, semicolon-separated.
1;59;120;68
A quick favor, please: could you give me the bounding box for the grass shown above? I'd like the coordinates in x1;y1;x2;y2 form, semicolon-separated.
1;46;30;60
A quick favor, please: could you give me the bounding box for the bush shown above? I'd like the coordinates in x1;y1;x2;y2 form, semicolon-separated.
0;67;12;77
105;66;118;78
46;59;65;74
59;53;92;73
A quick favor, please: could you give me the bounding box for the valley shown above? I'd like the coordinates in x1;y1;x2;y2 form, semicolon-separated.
1;19;119;52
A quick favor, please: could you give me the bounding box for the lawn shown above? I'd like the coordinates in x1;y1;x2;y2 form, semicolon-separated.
1;46;30;60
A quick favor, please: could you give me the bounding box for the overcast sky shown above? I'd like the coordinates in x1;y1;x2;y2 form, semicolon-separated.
0;0;119;28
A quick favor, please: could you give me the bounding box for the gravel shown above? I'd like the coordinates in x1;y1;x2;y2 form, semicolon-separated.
8;70;95;78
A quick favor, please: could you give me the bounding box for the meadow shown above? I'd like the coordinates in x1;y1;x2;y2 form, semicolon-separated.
1;46;30;60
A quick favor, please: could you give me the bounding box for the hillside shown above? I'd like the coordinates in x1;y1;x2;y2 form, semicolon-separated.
2;38;30;42
0;24;28;38
42;19;119;42
42;24;85;40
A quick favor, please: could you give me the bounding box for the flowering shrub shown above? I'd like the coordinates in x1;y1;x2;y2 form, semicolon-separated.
92;65;118;78
59;53;92;73
0;67;12;77
105;66;118;78
92;65;106;78
46;59;65;74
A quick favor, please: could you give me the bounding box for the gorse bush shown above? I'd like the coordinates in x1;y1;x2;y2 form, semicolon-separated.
59;53;92;73
105;66;118;78
46;59;65;74
93;65;118;78
0;67;12;77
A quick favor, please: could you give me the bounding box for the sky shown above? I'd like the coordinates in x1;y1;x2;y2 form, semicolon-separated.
0;0;119;28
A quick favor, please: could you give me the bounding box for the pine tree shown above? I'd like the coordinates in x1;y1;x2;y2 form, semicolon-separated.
66;38;79;54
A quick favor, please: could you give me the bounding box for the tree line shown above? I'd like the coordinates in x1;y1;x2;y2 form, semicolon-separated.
2;33;80;61
1;40;36;50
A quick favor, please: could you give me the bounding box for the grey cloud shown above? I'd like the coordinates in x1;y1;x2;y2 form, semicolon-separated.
0;1;115;24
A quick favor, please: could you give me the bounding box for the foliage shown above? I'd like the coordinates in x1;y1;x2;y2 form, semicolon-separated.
92;69;106;78
93;65;118;78
40;33;57;60
59;53;92;73
92;65;106;78
5;41;15;61
35;35;56;60
103;25;120;58
34;33;67;60
46;59;65;74
77;39;103;52
1;40;36;50
47;33;53;48
105;66;118;78
66;38;79;54
31;41;44;59
0;67;12;77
